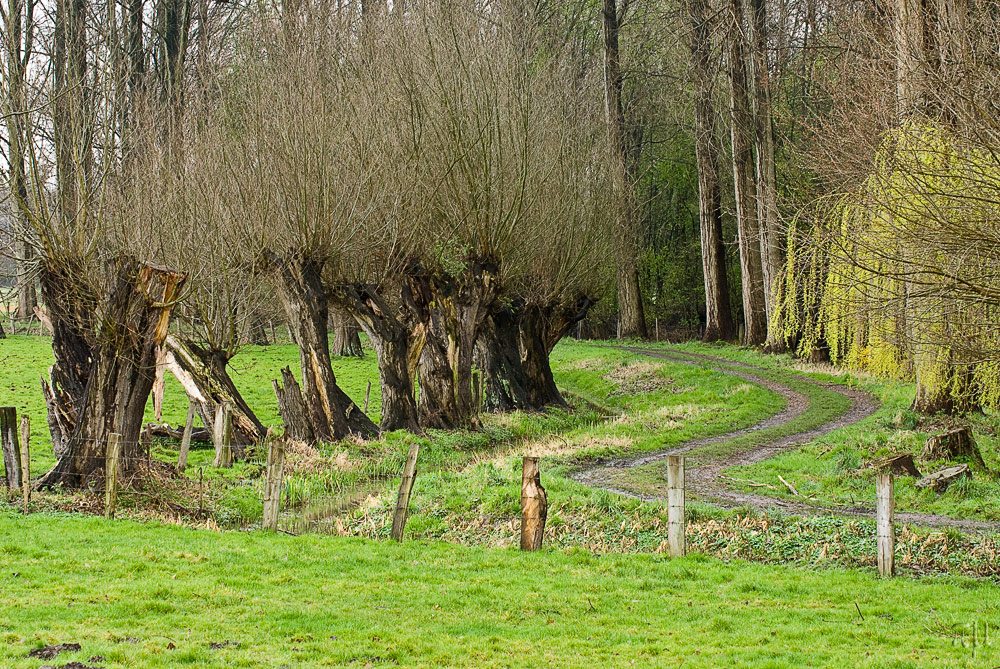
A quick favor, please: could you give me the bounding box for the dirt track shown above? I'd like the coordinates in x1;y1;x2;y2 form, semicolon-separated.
571;347;1000;532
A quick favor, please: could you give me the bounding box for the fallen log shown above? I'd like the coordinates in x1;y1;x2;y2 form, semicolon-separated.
915;464;972;493
145;422;212;443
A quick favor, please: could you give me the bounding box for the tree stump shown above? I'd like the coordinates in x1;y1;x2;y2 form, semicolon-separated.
212;404;234;468
915;464;972;493
875;453;921;478
520;457;547;551
272;367;315;444
922;427;985;468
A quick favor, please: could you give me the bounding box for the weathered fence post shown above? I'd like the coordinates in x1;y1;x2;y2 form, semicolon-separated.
212;403;233;468
520;457;547;551
391;442;421;541
667;455;685;557
1;407;22;489
177;400;197;473
262;436;286;531
364;381;372;414
876;471;895;578
19;415;30;512
105;433;122;519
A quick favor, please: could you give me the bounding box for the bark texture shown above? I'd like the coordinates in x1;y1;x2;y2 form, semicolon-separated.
37;259;185;488
725;0;768;345
684;0;735;342
602;0;647;339
271;253;377;441
475;305;533;413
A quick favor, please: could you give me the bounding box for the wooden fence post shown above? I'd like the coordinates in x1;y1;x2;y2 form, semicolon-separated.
177;400;197;473
212;403;233;468
876;471;895;578
363;381;372;414
1;407;21;489
262;437;286;531
19;415;30;512
667;455;685;557
520;457;547;551
105;433;122;519
391;442;421;541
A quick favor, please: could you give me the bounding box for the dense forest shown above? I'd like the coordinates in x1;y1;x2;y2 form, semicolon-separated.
2;0;999;489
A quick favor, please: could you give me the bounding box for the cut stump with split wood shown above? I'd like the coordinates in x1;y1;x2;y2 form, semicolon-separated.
915;464;972;493
520;457;547;551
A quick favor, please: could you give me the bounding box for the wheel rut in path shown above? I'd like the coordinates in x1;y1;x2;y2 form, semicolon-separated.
571;347;1000;532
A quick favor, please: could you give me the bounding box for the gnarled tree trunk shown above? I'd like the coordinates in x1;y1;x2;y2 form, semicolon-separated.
270;253;376;442
162;334;266;450
332;284;422;433
37;258;185;488
414;258;499;428
476;305;533;413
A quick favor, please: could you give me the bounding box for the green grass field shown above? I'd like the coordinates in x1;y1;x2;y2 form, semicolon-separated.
4;335;1000;666
2;512;1000;668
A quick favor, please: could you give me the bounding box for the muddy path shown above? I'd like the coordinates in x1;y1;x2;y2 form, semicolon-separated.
571;347;1000;532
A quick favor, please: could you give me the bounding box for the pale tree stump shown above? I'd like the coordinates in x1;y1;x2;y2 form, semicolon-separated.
212;403;234;468
391;442;421;541
177;401;197;473
520;457;547;551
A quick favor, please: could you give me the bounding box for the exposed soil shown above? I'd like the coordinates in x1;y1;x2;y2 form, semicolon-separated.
572;347;1000;532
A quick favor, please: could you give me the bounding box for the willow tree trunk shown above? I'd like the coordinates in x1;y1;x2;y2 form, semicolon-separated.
747;0;784;352
685;0;735;343
272;255;377;441
476;306;533;413
332;307;364;357
414;259;499;428
602;0;647;340
519;305;568;409
726;0;768;346
37;259;185;488
162;334;266;449
332;285;422;433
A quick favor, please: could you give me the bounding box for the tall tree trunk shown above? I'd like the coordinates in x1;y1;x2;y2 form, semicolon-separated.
746;0;784;352
37;260;185;488
5;0;37;320
602;0;647;339
161;334;266;448
725;0;768;345
271;254;377;441
684;0;735;343
53;0;92;221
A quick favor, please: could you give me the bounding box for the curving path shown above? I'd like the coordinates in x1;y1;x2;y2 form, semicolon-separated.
571;347;1000;532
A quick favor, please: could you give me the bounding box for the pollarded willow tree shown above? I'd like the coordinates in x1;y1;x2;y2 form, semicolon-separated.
212;7;400;442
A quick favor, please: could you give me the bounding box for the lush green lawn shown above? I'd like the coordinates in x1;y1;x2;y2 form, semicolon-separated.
2;511;999;668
